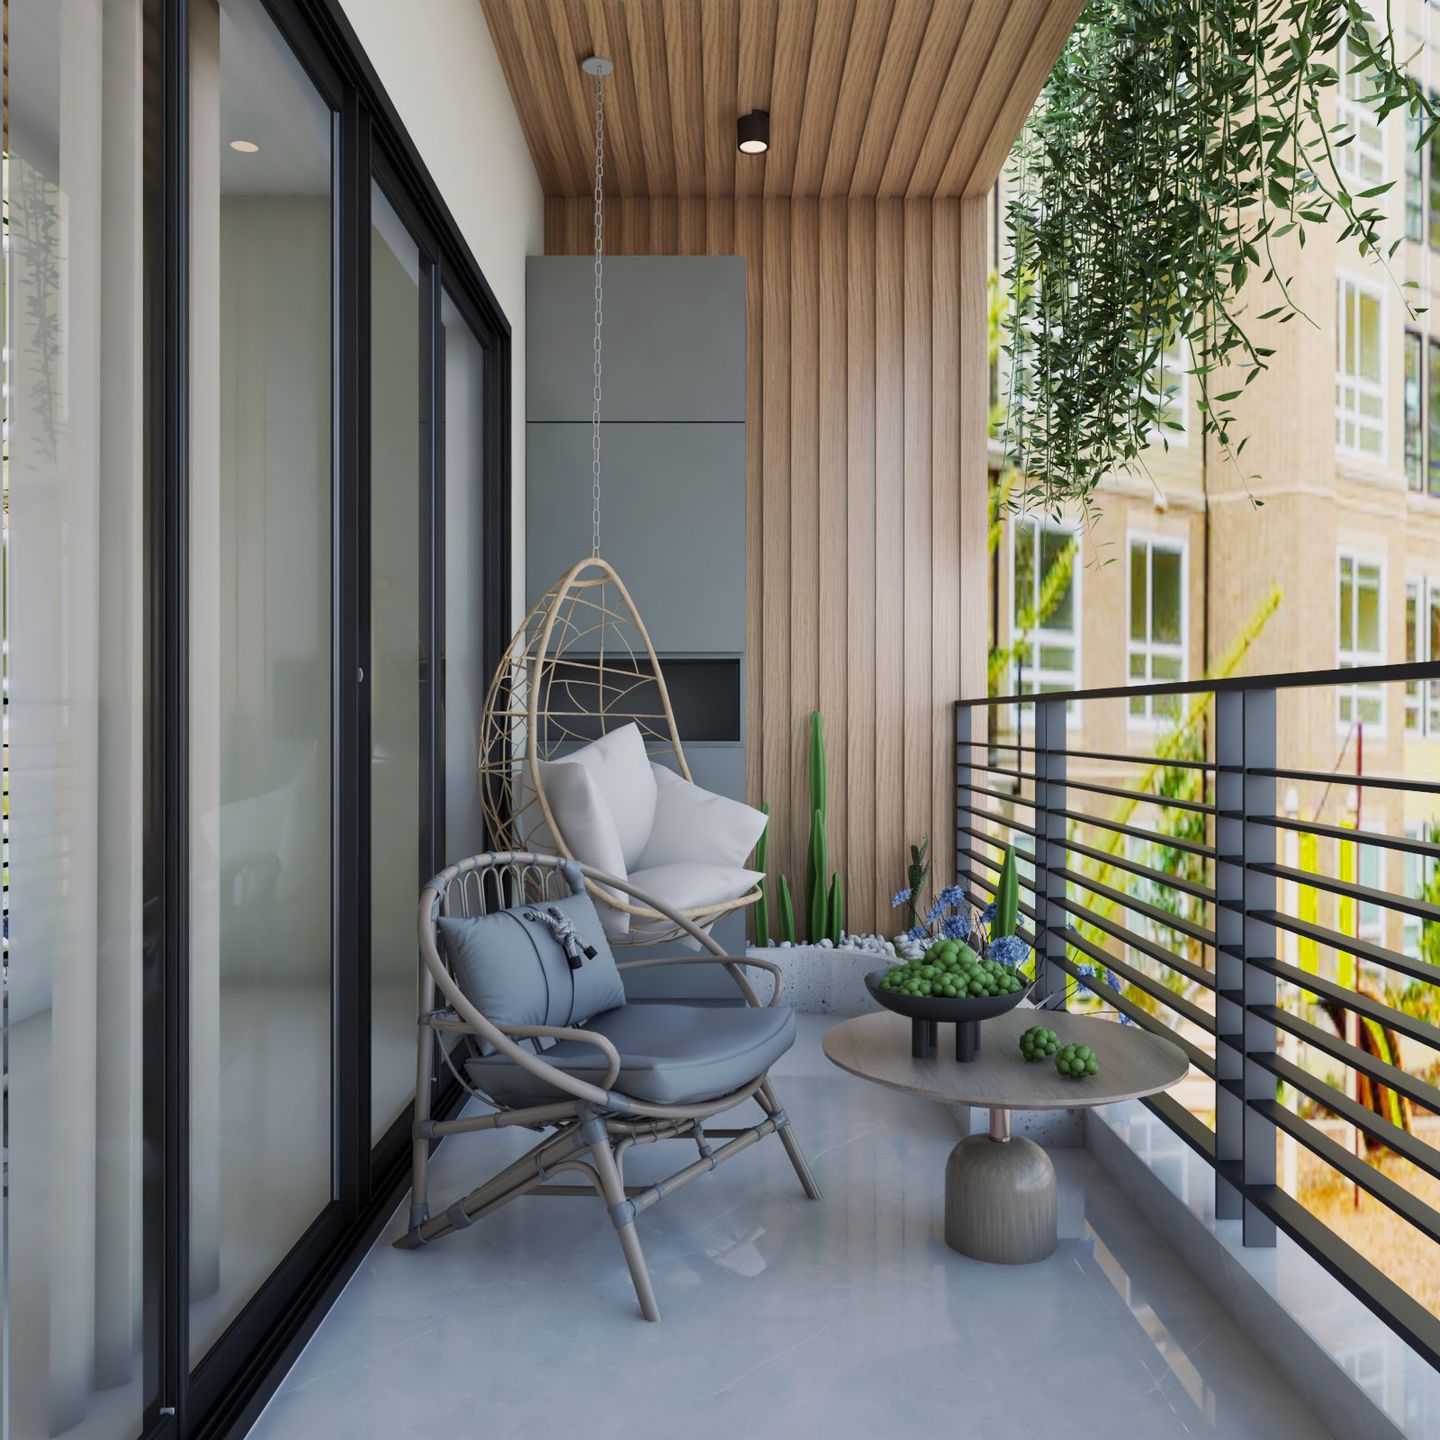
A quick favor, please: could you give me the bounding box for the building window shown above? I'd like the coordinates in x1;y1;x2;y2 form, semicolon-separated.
1338;552;1385;729
1406;329;1423;489
1407;100;1426;242
1148;331;1189;445
1336;274;1385;459
1427;339;1440;495
1337;32;1385;187
1357;830;1384;944
1128;536;1186;723
1404;577;1440;735
1430;88;1440;248
1011;516;1080;704
1403;823;1436;959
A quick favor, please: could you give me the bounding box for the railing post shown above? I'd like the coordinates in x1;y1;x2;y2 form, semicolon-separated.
1215;688;1277;1246
1034;699;1068;1011
955;703;975;907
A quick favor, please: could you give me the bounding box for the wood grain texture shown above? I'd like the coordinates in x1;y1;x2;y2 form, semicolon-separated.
546;196;989;931
483;0;1082;198
822;1009;1191;1110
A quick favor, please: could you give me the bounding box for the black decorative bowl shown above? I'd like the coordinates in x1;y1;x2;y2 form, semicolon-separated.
865;969;1033;1062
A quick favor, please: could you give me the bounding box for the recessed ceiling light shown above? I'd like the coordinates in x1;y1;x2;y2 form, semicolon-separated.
737;110;769;155
229;139;260;153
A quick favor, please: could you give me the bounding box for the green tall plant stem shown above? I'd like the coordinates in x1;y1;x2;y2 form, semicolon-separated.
906;837;930;933
804;712;829;942
754;805;771;945
995;845;1019;939
827;874;844;945
777;874;796;946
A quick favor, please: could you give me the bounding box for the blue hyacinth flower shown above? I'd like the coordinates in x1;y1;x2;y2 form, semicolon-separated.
905;924;927;941
988;935;1029;968
891;888;912;908
941;914;970;941
979;902;997;924
1073;962;1097;994
937;884;966;909
925;899;946;925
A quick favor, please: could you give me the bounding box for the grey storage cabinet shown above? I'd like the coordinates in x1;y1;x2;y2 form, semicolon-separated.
526;256;748;992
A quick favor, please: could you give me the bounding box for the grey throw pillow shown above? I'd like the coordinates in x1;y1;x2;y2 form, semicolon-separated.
436;887;626;1031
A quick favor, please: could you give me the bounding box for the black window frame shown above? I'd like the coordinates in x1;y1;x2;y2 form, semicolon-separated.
140;1;512;1436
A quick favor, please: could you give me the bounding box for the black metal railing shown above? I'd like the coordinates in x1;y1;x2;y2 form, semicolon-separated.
957;661;1440;1369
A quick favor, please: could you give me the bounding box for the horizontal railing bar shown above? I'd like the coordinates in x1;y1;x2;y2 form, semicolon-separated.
960;874;1040;930
1056;807;1215;859
962;658;1440;709
1062;775;1217;815
1256;909;1440;992
1061;746;1216;773
1050;894;1217;992
1055;924;1217;1031
958;847;1036;891
1252;1051;1440;1183
962;761;1038;784
1060;834;1217;902
1252;813;1440;863
1255;863;1440;927
1247;955;1440;1052
1251;1098;1440;1246
957;779;1038;809
1249;766;1440;799
1246;1184;1440;1375
1048;953;1216;1074
1140;1091;1218;1161
1251;1003;1440;1117
956;740;1038;753
958;821;1041;854
1053;866;1218;948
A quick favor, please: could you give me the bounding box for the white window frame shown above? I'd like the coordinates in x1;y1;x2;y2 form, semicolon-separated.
1337;30;1386;188
1404;576;1440;737
1147;331;1190;446
1126;533;1188;727
1335;271;1386;461
1337;548;1387;734
1009;514;1082;721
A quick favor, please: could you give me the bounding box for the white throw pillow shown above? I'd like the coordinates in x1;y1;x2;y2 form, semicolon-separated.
626;862;764;914
636;762;768;871
533;761;631;940
548;723;657;871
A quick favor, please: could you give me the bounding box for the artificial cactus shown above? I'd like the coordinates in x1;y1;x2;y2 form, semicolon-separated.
808;807;827;942
995;843;1019;940
754;805;772;945
827;873;844;944
777;874;796;945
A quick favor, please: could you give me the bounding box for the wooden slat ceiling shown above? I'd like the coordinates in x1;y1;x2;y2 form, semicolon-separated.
479;0;1085;200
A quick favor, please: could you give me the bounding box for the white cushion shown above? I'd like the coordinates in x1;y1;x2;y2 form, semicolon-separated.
637;762;768;872
532;761;631;941
626;862;764;915
545;723;657;870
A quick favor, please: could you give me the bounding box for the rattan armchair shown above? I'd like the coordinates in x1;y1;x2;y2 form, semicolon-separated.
397;850;821;1321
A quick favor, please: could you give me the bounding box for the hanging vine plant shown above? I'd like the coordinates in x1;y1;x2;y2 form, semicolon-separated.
1003;0;1437;520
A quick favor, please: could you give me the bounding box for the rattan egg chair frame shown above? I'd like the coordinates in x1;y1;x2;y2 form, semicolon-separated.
478;556;761;945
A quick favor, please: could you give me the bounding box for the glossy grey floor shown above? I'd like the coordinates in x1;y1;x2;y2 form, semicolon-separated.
248;1017;1333;1440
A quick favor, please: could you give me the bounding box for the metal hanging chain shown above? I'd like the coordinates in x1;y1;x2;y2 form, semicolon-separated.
588;60;609;559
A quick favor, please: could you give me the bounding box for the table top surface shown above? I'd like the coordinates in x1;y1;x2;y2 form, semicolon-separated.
822;1009;1189;1111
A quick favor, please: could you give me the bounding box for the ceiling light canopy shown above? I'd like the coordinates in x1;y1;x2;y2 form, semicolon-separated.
737;110;769;155
228;139;259;153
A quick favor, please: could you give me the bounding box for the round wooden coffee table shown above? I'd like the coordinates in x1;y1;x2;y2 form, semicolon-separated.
823;1008;1189;1263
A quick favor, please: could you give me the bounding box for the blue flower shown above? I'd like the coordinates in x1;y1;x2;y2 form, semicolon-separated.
988;934;1029;968
979;902;997;924
905;924;928;941
1105;967;1121;992
938;884;966;908
1119;1011;1134;1027
1073;962;1097;994
925;899;946;925
891;888;912;908
941;914;970;941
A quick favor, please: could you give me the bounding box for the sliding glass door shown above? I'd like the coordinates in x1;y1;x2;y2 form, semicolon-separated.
187;0;336;1364
3;0;510;1434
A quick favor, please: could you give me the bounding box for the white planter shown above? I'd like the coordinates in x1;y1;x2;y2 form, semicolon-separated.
747;943;890;1016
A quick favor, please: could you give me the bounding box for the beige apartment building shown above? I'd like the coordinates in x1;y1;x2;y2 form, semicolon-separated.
991;9;1440;974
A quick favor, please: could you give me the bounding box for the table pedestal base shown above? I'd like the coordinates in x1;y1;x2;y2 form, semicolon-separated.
943;1111;1056;1264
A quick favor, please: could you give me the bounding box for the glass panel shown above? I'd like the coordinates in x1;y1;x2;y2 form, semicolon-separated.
1039;527;1074;629
1152;546;1182;645
1357;291;1381;382
1407;103;1425;242
370;183;423;1145
188;0;335;1362
1406;582;1421;730
1339;558;1355;653
1357;564;1381;655
1013;523;1035;625
1153;654;1182;681
1428;587;1440;734
7;0;147;1432
1129;542;1146;641
1429;93;1440;248
1405;330;1423;489
1427;337;1440;495
442;288;489;863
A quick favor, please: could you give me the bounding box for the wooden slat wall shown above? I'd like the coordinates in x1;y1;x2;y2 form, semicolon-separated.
544;195;988;933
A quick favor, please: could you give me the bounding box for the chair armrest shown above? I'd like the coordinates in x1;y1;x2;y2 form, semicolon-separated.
419;1010;622;1091
614;954;783;1008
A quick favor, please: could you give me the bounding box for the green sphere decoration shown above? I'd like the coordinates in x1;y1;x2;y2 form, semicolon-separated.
1055;1042;1098;1079
877;940;1025;1000
1018;1025;1059;1062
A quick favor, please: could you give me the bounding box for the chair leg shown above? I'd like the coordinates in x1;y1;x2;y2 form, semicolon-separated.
588;1129;661;1322
759;1080;822;1201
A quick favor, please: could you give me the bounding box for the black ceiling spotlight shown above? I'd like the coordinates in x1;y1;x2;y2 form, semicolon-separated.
737;109;770;155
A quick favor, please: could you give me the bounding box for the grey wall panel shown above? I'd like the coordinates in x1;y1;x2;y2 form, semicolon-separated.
527;256;745;423
526;421;744;653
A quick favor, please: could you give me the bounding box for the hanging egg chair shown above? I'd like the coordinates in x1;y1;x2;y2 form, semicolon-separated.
476;58;762;945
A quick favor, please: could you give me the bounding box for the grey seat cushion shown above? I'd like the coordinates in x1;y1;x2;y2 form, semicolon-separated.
466;1002;797;1107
